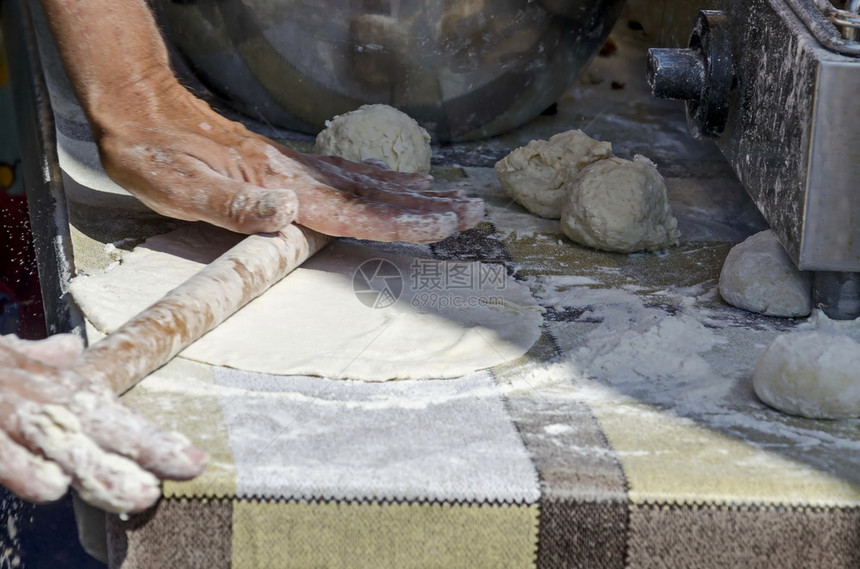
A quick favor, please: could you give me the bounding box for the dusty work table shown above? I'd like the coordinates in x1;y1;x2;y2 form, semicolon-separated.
31;13;860;569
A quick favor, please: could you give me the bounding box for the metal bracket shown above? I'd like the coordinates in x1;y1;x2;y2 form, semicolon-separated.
647;10;734;138
814;272;860;320
1;0;83;336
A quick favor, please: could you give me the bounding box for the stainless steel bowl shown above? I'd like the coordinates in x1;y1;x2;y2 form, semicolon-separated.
153;0;625;142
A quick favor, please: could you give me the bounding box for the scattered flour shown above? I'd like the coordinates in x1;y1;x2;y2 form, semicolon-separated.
529;274;744;410
541;275;601;288
574;307;724;382
533;263;860;430
527;273;729;395
528;277;635;313
543;424;576;435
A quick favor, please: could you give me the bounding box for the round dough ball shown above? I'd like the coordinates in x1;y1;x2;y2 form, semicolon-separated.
753;332;860;419
560;155;680;253
719;230;812;317
313;104;432;173
494;129;613;219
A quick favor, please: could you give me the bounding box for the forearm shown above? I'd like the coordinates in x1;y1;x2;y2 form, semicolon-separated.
37;0;182;135
35;0;480;240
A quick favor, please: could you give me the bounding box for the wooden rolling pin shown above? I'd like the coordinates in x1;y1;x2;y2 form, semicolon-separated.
72;224;333;394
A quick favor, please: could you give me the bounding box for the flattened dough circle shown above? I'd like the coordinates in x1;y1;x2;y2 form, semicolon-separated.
70;225;543;381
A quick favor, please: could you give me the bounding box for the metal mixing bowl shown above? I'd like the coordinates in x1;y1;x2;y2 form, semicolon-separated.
152;0;625;142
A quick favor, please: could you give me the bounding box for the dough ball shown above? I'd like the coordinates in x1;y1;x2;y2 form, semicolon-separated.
719;230;812;317
313;104;432;173
494;129;613;219
753;332;860;419
560;155;681;253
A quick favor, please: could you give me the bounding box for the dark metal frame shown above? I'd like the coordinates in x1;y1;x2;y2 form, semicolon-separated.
1;0;82;336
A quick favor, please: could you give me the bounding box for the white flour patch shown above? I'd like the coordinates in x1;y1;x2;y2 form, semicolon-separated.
544;424;576;435
575;307;724;383
496;360;585;397
543;274;601;288
526;275;632;311
213;369;541;503
526;261;860;486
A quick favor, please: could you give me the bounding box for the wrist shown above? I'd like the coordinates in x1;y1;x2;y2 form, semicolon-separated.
86;70;187;137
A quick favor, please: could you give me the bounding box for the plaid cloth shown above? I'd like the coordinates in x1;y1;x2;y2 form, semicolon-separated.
94;188;859;568
75;169;858;568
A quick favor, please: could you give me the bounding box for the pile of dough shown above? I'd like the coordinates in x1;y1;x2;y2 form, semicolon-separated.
560;155;681;253
753;331;860;419
718;230;812;317
494;129;612;219
313;104;432;173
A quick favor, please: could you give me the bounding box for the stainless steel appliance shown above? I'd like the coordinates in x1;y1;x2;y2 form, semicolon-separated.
648;0;860;319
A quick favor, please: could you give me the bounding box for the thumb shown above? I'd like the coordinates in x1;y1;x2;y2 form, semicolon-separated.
200;180;299;234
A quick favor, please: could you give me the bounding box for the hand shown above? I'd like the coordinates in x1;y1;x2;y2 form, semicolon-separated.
39;0;483;242
93;83;483;242
0;334;207;513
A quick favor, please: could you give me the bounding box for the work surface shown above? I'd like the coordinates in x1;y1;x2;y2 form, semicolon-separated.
60;27;860;569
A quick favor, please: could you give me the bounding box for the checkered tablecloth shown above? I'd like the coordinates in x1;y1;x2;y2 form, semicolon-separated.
88;172;859;568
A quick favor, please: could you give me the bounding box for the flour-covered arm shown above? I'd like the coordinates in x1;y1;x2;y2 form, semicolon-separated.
37;0;484;241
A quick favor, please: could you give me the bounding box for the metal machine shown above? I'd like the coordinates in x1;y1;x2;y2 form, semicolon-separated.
647;0;860;319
